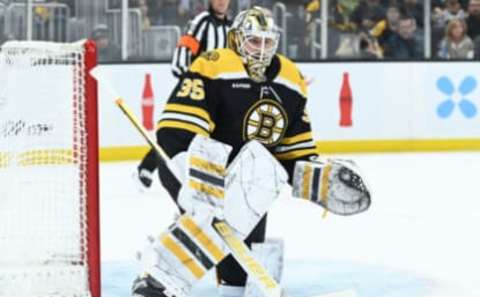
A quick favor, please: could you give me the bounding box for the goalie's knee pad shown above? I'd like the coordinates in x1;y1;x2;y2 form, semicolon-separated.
244;238;284;297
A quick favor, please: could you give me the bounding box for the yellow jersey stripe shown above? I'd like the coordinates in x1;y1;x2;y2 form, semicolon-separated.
156;120;209;136
164;103;215;131
190;156;226;177
179;216;226;262
160;234;205;279
275;148;317;160
281;132;313;145
188;179;224;199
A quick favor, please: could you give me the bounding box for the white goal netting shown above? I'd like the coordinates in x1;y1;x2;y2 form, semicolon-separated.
0;40;99;297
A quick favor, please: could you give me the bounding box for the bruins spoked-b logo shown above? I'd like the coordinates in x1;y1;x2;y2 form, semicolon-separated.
200;51;220;61
243;99;288;146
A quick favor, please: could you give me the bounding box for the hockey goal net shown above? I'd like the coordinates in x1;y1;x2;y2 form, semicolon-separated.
0;40;100;297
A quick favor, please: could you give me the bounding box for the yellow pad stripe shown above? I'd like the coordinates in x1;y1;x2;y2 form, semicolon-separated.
190;156;226;177
275;148;317;160
160;234;205;279
156;120;209;136
164;103;215;131
320;163;332;202
188;179;224;199
179;216;225;262
302;165;313;200
281;132;313;145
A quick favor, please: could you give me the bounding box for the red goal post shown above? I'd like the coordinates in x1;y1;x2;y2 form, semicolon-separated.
0;40;100;297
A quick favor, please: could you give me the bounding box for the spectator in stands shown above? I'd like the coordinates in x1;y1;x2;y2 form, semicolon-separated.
473;34;480;58
358;32;383;59
432;0;467;28
402;0;424;28
351;0;386;32
383;15;423;59
431;0;467;58
330;0;360;31
372;3;401;47
466;0;480;40
325;0;360;58
438;18;474;59
91;24;121;62
137;0;151;30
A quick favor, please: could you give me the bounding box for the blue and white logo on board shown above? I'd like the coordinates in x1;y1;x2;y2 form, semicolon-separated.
436;76;477;119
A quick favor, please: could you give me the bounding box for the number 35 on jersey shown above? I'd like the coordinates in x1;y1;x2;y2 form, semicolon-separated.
176;78;205;101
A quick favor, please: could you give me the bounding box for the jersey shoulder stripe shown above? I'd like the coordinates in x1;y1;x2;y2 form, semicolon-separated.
189;48;247;80
275;54;307;98
163;103;215;131
156;120;210;136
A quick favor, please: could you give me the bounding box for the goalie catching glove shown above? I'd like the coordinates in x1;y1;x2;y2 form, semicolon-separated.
292;158;371;216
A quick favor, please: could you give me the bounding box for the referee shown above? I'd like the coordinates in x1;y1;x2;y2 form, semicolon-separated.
136;0;232;189
172;0;232;77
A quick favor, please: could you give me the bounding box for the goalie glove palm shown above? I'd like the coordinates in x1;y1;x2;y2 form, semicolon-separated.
292;158;371;216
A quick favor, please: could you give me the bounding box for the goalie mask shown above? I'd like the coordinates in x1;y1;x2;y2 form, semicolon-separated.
228;6;280;82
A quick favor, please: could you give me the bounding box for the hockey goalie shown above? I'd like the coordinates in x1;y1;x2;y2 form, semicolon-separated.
130;6;371;297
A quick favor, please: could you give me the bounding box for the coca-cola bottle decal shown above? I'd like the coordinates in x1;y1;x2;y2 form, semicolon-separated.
142;73;154;131
339;72;353;127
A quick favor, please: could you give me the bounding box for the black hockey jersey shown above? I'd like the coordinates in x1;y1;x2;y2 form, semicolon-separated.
156;48;317;196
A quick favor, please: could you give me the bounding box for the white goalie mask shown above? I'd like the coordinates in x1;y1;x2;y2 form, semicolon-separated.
228;7;280;82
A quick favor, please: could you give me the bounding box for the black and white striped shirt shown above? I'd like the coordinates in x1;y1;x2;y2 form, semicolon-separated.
171;8;232;77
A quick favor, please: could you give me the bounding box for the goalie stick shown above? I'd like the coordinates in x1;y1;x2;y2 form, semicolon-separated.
91;68;356;297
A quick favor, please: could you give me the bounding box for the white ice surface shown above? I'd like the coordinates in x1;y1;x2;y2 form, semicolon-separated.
100;153;480;297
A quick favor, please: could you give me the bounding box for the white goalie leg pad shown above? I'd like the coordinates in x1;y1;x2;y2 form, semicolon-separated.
178;135;232;216
137;236;192;297
137;213;231;297
223;140;288;238
244;238;284;297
